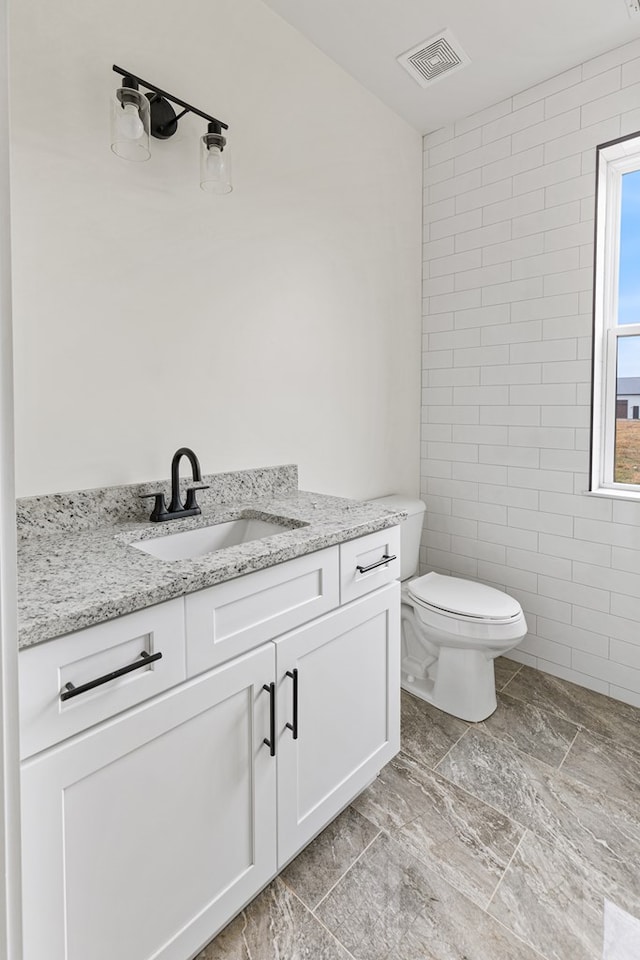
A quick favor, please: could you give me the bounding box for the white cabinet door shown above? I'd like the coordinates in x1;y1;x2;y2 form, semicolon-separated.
275;582;400;867
21;643;277;960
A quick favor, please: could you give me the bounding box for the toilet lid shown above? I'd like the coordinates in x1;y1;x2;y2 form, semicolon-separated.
407;572;522;621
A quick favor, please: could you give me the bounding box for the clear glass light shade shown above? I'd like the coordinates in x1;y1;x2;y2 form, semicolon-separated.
200;136;232;194
110;88;150;162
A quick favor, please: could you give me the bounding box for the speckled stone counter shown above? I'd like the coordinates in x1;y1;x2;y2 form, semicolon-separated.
17;465;405;649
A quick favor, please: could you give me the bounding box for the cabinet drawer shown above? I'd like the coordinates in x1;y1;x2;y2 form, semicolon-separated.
339;526;401;604
186;546;339;676
19;599;186;759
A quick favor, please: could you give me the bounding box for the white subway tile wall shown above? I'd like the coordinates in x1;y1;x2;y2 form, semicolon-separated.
421;36;640;707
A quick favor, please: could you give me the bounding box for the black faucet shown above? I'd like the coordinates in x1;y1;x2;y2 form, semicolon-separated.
141;447;209;522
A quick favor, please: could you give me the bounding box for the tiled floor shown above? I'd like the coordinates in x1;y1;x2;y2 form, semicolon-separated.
199;659;640;959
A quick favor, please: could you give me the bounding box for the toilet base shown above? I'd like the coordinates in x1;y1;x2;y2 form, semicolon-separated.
402;646;498;722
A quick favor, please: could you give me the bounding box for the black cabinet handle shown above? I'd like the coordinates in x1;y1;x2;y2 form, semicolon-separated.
285;669;298;740
60;650;162;702
262;682;276;757
356;553;397;575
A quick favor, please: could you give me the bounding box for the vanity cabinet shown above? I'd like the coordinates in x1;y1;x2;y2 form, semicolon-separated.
19;529;400;960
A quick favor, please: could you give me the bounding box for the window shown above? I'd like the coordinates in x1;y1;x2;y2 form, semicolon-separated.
591;132;640;496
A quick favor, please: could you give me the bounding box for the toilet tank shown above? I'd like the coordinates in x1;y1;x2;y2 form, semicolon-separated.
369;495;426;581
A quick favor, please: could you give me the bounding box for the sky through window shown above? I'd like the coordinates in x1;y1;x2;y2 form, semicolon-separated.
617;169;640;377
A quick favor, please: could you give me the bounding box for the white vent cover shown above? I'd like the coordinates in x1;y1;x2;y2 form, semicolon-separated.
397;29;470;88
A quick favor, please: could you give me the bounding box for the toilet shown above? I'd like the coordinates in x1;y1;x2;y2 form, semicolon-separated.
371;496;527;722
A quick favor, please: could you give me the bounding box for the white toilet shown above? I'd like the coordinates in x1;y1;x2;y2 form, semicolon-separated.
371;496;527;722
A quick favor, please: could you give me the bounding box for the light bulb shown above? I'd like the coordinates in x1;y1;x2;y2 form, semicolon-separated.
110;83;150;161
200;133;232;193
205;145;223;177
119;102;144;140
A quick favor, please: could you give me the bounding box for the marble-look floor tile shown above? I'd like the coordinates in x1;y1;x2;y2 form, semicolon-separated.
482;691;578;767
316;832;542;960
435;726;552;834
400;689;467;768
494;656;522;692
489;830;605;960
352;752;523;908
561;728;640;805
437;727;640;916
504;665;640;755
550;765;640;918
280;806;379;910
197;878;352;960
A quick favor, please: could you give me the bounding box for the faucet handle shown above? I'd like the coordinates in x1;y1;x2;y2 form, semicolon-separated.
184;484;209;512
139;492;169;523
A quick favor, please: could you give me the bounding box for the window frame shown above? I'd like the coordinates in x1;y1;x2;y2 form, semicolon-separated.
591;131;640;499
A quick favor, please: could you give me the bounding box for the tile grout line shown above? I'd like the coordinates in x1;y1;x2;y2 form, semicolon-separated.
481;831;559;960
433;731;529;832
497;662;523;694
479;692;583;773
490;669;640;758
311;828;382;914
430;725;471;772
557;727;580;772
284;883;358;960
485;828;527;912
478;681;602;766
383;823;550;960
486;905;552;960
306;823;550;960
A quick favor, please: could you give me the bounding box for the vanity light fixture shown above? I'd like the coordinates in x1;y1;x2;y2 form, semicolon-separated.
110;65;232;194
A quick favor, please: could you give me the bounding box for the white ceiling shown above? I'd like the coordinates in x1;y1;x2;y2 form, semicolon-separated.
261;0;640;133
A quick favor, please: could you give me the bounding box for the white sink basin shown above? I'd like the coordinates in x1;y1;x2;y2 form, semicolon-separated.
130;517;296;561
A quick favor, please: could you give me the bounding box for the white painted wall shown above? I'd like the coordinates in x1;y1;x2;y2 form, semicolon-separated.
8;0;422;500
421;38;640;707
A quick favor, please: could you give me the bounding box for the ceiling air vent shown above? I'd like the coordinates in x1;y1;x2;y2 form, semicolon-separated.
397;30;470;88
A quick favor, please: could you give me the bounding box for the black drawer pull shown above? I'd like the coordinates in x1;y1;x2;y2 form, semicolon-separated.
60;651;163;702
285;669;298;740
263;682;276;757
356;553;397;575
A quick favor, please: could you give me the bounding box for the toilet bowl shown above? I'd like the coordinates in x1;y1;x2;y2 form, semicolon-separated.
370;495;527;723
401;572;527;722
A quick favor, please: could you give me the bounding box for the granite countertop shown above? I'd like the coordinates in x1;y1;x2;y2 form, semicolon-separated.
17;466;405;649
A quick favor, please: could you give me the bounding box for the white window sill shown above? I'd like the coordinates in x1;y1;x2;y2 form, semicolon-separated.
585;487;640;502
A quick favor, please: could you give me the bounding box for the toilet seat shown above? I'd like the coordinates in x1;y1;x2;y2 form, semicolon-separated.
407;572;522;624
